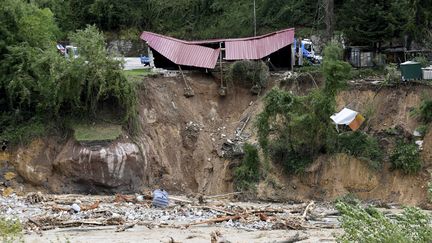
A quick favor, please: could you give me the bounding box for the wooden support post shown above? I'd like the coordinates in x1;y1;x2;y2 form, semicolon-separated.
218;42;227;96
291;44;295;70
178;65;194;98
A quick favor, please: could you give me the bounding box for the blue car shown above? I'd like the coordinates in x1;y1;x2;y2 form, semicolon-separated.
140;55;151;66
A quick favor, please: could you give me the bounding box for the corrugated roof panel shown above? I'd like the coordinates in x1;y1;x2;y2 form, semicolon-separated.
225;29;295;60
141;32;220;69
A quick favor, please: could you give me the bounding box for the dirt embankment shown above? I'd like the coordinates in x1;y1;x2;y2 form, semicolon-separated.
135;73;258;194
3;74;432;206
1;73;258;195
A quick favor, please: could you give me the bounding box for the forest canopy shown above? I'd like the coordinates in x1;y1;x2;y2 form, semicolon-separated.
28;0;432;48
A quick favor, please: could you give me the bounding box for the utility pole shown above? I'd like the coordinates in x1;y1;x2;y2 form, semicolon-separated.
253;0;257;36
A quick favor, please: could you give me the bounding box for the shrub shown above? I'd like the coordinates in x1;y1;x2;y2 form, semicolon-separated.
336;202;432;243
413;56;430;68
256;44;353;175
385;63;402;84
419;99;432;123
321;43;351;96
335;131;383;170
334;193;360;205
390;141;421;174
229;60;269;89
234;143;260;190
416;125;428;137
0;217;23;243
1;24;139;143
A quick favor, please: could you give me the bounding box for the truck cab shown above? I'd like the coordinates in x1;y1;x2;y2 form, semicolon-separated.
294;39;322;65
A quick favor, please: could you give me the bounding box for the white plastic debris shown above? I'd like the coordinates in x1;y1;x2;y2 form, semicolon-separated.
71;203;81;213
416;140;424;150
136;195;144;202
330;108;358;126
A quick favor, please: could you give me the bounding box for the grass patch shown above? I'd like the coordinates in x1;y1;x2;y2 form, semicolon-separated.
72;123;122;142
124;68;154;84
350;68;385;80
123;68;153;77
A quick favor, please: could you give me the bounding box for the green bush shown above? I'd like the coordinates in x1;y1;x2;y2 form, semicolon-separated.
321;43;351;96
0;115;46;145
384;63;402;84
256;44;353;175
390;141;422;174
336;202;432;243
1;22;138;143
334;193;360;205
0;217;23;243
419;99;432;123
413;56;430;68
229;60;269;89
335;131;383;170
234;143;260;190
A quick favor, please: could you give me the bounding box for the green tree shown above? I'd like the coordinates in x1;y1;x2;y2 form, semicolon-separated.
338;0;409;49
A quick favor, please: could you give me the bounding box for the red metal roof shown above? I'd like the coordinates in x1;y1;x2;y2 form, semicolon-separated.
141;32;220;69
140;28;295;68
224;28;295;60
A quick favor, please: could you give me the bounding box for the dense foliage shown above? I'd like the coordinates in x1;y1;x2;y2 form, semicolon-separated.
27;0;432;48
229;60;269;92
234;143;261;190
390;140;422;174
0;1;137;144
257;44;355;173
336;202;432;243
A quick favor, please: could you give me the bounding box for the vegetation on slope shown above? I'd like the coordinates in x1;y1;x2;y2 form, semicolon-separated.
0;0;137;144
255;44;382;174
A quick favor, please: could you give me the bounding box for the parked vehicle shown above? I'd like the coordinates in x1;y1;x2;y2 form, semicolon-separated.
56;44;79;59
140;54;152;66
294;38;322;65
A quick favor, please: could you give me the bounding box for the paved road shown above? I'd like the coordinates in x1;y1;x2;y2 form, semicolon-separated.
118;57;145;70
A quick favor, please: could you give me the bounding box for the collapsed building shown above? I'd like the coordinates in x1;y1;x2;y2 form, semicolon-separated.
140;28;295;71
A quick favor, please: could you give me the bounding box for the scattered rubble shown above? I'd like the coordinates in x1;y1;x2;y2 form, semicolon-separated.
0;192;340;236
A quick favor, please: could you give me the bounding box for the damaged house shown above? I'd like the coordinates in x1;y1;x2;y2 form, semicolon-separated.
140;28;295;70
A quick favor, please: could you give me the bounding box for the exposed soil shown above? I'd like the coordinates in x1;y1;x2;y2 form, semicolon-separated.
137;72;260;194
2;73;432;207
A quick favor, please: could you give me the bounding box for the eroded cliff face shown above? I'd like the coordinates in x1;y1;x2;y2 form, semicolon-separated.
5;76;432;206
4;73;256;195
256;85;432;206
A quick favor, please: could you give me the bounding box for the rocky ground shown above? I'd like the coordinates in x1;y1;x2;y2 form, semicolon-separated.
1;192;341;242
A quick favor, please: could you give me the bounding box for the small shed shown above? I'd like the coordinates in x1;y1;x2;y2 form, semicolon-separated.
400;61;422;81
346;46;374;68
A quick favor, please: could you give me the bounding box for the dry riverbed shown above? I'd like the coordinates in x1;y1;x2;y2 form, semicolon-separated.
1;193;341;242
